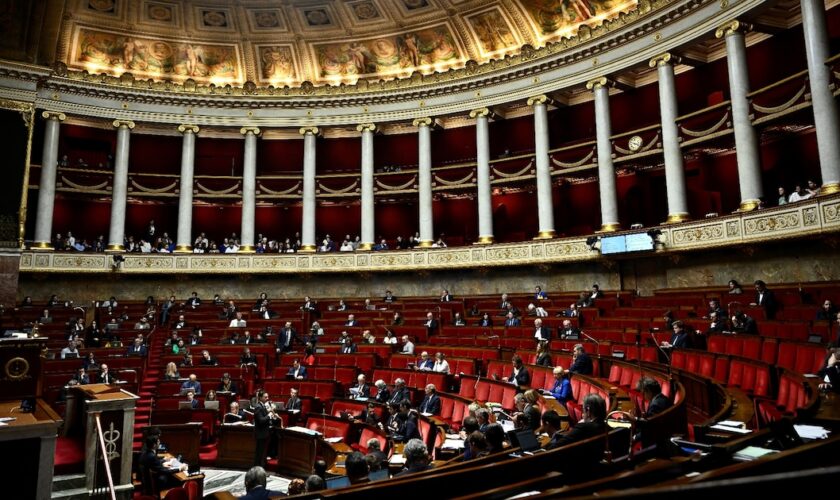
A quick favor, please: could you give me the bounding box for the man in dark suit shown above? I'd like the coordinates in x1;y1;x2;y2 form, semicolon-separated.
415;351;434;371
533;318;551;342
126;338;147;356
345;314;358;327
275;322;298;354
239;466;281;500
383;290;397;303
558;319;580;339
186;291;201;309
341;340;358;354
547;393;607;449
388;379;410;405
504;312;521;327
752;280;778;319
240;348;258;367
418;384;441;415
287;360;307;380
351;374;370;399
665;321;693;349
301;296;317;313
440;290;453;302
253;391;272;466
590;284;604;300
423;312;438;335
286;388;303;411
507;355;531;386
98;364;116;384
632;377;673;446
224;401;246;424
139;435;186;492
819;348;840;393
569;344;593;375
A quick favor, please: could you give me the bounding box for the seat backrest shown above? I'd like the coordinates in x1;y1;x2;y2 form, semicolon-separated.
162;488;188;500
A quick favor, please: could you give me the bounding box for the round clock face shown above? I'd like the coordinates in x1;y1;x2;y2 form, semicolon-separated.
628;135;643;152
5;357;30;380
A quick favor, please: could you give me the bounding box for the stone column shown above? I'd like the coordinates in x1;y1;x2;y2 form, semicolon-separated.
107;120;134;251
800;0;840;194
239;127;260;253
470;108;494;244
586;78;620;232
32;111;65;250
650;53;690;223
299;126;319;252
357;123;376;251
716;21;763;211
527;95;556;239
414;117;434;247
175;124;199;252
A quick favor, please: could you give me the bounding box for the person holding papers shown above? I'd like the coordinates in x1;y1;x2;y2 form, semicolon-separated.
287;359;307;380
224;401;246;424
547;367;572;405
350;374;370;399
533;318;551;342
418;384;441;416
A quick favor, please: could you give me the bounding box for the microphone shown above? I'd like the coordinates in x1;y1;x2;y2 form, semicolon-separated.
650;330;671;366
579;330;600;347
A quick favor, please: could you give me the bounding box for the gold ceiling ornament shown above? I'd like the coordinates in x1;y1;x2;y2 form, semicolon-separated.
356;123;376;133
41;111;67;121
299;126;320;135
240;126;261;136
715;19;752;39
526;95;548;107
412;117;433;127
112;119;135;129
585;77;613;90
649;52;681;68
469;107;490;118
177;124;200;134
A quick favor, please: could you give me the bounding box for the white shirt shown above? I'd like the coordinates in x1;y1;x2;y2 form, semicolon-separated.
534;328;546;341
228;319;246;327
383;336;397;344
433;360;450;374
402;341;415;354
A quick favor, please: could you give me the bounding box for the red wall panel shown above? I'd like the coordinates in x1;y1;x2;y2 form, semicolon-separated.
129;134;181;173
259;138;304;173
317;137;360;173
195;137;243;176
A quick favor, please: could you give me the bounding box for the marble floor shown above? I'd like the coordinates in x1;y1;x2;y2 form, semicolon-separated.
201;468;291;497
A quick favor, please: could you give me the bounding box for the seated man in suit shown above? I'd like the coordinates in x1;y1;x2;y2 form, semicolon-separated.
239;466;281;500
630;377;672;446
240;347;258;367
186;291;201;309
374;380;391;404
184;390;199;409
341;337;358;354
418;384;441;416
345;314;358;327
139;435;187;492
440;289;453;302
506;354;531;387
415;351;434;371
224;400;246;424
286;387;303;410
388;379;410;405
662;320;693;349
218;373;238;394
350;374;371;400
545;393;607;449
452;312;466;326
394;438;431;476
180;374;202;395
533;318;551;342
504;311;521;327
569;344;593;375
383;290;397;303
752;280;778;319
200;350;218;366
287;359;307;380
819;347;840;393
98;363;117;384
558;319;580;339
126;337;147;356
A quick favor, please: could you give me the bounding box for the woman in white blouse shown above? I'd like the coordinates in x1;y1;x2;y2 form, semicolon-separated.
432;352;450;374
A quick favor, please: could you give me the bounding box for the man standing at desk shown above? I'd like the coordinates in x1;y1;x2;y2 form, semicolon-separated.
254;391;274;467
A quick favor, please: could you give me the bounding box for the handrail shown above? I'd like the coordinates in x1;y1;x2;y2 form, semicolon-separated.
747;69;808;98
94;412;118;500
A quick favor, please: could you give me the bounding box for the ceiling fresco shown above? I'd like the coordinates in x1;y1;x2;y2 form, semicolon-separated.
58;0;639;86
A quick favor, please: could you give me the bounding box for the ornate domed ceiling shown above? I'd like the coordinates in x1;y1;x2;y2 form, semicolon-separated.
58;0;639;86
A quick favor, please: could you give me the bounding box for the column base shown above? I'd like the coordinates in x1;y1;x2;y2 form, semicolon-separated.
174;245;192;254
597;223;621;233
819;182;840;196
418;240;434;248
663;213;691;224
475;236;495;245
31;242;53;251
106;244;125;252
298;245;317;253
239;245;256;254
737;199;760;212
533;231;556;240
357;243;374;251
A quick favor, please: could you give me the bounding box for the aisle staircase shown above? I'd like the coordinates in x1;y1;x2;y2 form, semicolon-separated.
133;328;166;451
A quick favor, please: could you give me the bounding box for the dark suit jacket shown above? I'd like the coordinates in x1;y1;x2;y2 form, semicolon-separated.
508;367;531;386
254;405;271;439
353;383;371;398
756;289;778;318
819;363;840;392
287;366;308;379
645;393;672;418
559;327;581;339
286;397;302;410
126;345;147;356
524;404;541;431
375;387;392;403
534;326;551;341
670;331;692;349
239;485;281;500
341;344;358;354
419;394;441;415
389;387;410;405
276;328;298;350
570;353;593;375
425;319;439;333
548;420;606;449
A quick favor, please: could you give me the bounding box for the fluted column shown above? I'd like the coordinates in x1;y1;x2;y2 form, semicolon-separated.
414;117;434;247
299;126;319;252
107;119;134;251
239;127;260;253
801;0;840;195
471;108;494;244
716;21;763;211
32;111;65;250
357;123;376;251
175;124;199;252
528;95;556;239
651;53;690;223
587;78;620;232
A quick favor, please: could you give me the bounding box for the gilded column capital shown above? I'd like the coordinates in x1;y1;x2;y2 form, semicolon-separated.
526;95;548;107
649;52;681;68
112;119;135;129
356;123;376;133
469;107;490;118
715;20;751;39
240;126;261;136
585;77;613;91
412;117;433;127
299;126;320;136
41;111;66;121
178;124;200;134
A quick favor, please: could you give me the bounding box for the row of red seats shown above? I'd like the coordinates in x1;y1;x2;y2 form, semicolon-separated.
670;349;773;397
707;334;827;374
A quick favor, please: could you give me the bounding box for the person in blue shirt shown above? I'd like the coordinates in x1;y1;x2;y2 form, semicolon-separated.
548;367;572;405
534;285;548;301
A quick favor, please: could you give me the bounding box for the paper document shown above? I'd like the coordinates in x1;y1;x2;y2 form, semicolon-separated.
710;424;752;434
286;426;321;436
716;420;746;428
389;454;406;465
794;424;830;440
733;446;778;461
441;439;465;450
324;437;343;443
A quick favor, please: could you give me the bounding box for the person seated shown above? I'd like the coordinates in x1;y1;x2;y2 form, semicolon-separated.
239;330;258;345
534;285;548;301
440;289;453;302
69;367;90;386
727;279;743;295
126;337;147;356
730;312;758;335
60;340;79;359
383;290;397;303
362;330;376;344
388;379;410;405
503;354;530;386
478;312;493;327
173;314;187;329
515;390;541;431
751;280;778;319
423;312;438;334
240;347;258;367
224;401;246;424
465;431;490;460
38;308;52;324
631;377;673;432
527;303;548;317
179;353;194;368
180;374;202;395
503;311;521;327
452;312;466;326
400;335;415;355
139;435;186;491
133;317;151;330
340;337;358;354
221;300;237;320
391;402;421;443
345;314;358;327
171;339;186;355
350;374;370;400
300;296;317;313
345;452;370;485
415;351;434;371
817;299;837;322
432;352;450;374
570;344;594;375
533;318;551;342
484;423;506;454
163;362;180;381
336;299;348;312
287;359;307;380
819;347;840;393
98;363;117;384
575;291;594;308
186;291;201;309
183;390;199;409
239;466;282;500
364;298;376;311
218;373;238;394
547;367;572;404
286;387;303;410
304;475;326;493
382;330;398;344
364;439;388;471
418;384;441;416
546;393;607;449
391;312;404;326
374;380;391;403
199;350;218;366
558;319;580;339
394;438;431;477
228;312;247;328
535;342;552;367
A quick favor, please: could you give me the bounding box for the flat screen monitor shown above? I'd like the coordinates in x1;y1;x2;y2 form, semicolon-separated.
600;233;654;255
625;232;655;252
599;235;626;255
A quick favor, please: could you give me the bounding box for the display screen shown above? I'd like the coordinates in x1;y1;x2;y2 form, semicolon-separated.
599;233;654;254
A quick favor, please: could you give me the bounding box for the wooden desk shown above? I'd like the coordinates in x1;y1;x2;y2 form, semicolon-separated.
216;423;257;469
0;399;63;499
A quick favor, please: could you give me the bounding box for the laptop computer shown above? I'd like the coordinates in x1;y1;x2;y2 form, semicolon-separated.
325;475;351;489
203;400;219;410
178;401;195;410
273;401;286;411
514;430;541;452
